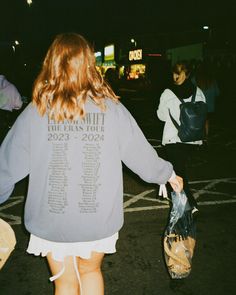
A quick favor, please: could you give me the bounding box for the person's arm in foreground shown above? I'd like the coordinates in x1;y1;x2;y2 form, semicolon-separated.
0;108;30;203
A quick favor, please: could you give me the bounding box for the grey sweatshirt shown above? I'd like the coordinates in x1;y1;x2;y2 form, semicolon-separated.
0;75;23;111
0;99;173;242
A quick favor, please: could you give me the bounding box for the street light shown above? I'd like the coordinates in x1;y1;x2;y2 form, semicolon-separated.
130;38;137;47
202;25;212;43
26;0;33;6
12;40;20;54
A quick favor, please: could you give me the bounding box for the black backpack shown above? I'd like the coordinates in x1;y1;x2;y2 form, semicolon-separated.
169;87;207;142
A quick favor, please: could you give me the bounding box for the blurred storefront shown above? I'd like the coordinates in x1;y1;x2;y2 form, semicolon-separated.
95;51;103;74
95;44;117;77
126;49;146;79
94;42;170;96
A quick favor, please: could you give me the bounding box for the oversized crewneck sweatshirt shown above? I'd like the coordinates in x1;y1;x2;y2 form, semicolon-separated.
0;99;173;242
0;75;23;111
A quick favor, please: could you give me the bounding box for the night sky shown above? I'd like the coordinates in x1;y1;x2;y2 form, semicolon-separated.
0;0;235;96
1;0;235;49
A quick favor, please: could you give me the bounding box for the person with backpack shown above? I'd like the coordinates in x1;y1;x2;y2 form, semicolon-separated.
157;61;206;213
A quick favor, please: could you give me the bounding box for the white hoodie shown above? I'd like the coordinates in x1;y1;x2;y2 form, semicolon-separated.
157;87;206;145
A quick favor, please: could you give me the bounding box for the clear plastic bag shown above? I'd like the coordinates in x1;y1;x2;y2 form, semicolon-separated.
163;191;196;279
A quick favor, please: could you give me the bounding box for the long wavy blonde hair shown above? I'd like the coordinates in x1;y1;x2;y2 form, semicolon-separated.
32;33;119;122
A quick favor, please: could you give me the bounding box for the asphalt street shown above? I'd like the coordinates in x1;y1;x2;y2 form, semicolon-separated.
0;91;236;295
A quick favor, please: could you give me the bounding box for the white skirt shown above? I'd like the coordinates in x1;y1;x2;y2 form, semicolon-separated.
27;232;119;262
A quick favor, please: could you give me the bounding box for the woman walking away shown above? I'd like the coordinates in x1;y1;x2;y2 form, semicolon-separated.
157;60;205;214
0;33;183;295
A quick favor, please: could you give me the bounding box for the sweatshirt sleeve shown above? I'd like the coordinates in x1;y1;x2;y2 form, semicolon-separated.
0;83;23;111
0;109;30;203
117;104;173;184
10;84;23;110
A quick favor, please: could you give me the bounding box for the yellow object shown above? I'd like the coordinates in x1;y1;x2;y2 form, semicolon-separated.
164;233;196;279
0;218;16;269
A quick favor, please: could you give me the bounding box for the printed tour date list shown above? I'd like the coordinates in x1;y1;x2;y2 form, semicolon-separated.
48;142;69;214
47;113;105;214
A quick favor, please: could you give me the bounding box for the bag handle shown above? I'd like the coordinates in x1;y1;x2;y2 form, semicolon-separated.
191;87;197;102
168;109;179;130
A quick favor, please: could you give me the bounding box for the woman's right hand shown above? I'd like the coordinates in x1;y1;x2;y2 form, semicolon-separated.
168;175;183;193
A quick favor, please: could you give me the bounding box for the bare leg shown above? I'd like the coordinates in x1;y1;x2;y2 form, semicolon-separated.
77;251;105;295
47;253;80;295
